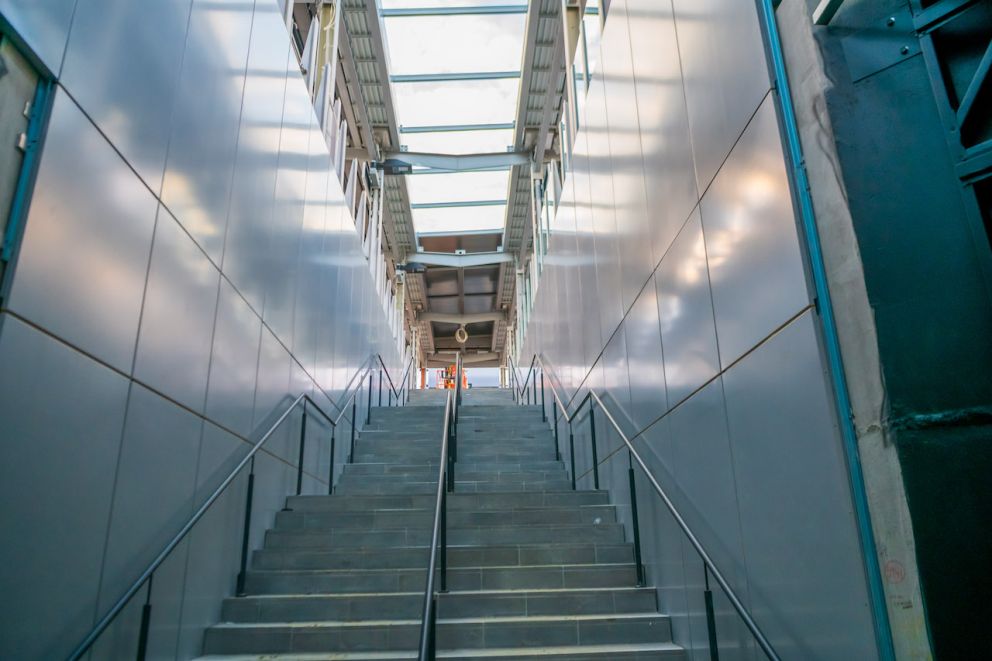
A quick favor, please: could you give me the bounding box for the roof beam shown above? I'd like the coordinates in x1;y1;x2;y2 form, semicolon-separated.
408;251;514;268
390;71;520;83
411;200;506;209
418;312;505;324
381;5;528;17
400;122;515;134
384;150;530;171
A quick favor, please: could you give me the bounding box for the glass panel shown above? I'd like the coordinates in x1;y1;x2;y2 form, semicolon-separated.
407;170;511;204
384;14;526;75
413;205;506;234
401;129;513;154
392;78;518;125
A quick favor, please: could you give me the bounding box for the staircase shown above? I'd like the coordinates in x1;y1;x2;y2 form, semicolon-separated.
198;388;683;659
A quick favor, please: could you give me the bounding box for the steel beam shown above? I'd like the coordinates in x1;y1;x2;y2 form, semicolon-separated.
408;251;514;268
384;150;531;171
390;71;520;83
381;5;528;17
411;200;506;209
400;122;515;134
418;312;505;324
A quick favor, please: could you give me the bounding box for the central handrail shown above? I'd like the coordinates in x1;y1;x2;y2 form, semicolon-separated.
525;353;781;661
67;351;402;661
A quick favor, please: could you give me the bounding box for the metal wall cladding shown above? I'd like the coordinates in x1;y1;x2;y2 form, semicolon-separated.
0;1;404;657
0;0;76;73
522;0;878;657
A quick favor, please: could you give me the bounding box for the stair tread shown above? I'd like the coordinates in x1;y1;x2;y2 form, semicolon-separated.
212;612;666;628
195;641;683;659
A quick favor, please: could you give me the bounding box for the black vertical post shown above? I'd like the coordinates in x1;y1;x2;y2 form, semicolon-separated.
366;371;373;424
378;370;383;407
589;403;600;490
553;405;561;461
704;565;721;661
236;457;256;596
295;403;307;496
532;369;538;409
440;487;448;592
568;422;576;490
328;425;336;495
628;453;645;586
540;372;546;422
350;399;357;463
428;596;437;659
388;389;392;407
135;576;153;661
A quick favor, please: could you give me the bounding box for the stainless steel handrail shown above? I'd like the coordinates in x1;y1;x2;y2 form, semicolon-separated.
506;353;537;403
377;351;416;403
417;387;454;659
529;353;781;661
66;354;392;661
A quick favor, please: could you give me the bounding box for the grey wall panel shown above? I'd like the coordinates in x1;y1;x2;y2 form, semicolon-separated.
655;208;720;408
701;96;810;367
624;278;667;431
221;3;290;313
585;74;623;344
626;0;698;261
668;379;753;661
133;207;221;413
176;423;249;657
98;384;202;613
0;313;128;660
161;0;253;264
6;90;157;373
205;277;262;437
93;539;188;660
600;0;653;314
0;0;76;73
252;326;292;460
671;0;771;192
61;0;193;191
723;311;877;660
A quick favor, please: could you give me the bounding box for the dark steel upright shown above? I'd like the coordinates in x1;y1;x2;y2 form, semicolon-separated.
540;372;546;421
236;457;256;596
628;454;645;586
328;425;336;495
568;422;576;490
704;565;721;661
378;370;383;407
366;371;373;424
350;398;357;462
553;405;561;460
589;403;600;489
136;578;152;661
295;405;307;495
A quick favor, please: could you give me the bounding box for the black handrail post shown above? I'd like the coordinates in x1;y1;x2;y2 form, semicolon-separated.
135;576;153;661
704;565;721;661
628;452;645;587
389;389;393;407
553;405;561;461
366;371;373;424
350;398;357;463
589;403;600;490
378;370;383;407
440;487;448;593
532;369;537;407
540;372;546;422
568;422;576;490
328;425;336;495
236;456;256;597
428;596;437;658
295;402;307;496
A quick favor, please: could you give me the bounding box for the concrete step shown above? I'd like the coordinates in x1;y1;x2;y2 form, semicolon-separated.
284;491;610;512
341;461;565;475
194;641;684;659
263;522;625;549
244;563;639;595
203;612;671;655
334;480;574;495
251;542;634;571
334;471;567;489
274;505;617;531
221;587;657;622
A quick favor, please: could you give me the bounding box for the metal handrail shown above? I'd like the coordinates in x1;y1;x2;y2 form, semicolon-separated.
66;354;393;661
528;353;781;661
506;353;537;404
417;387;454;660
376;351;416;403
